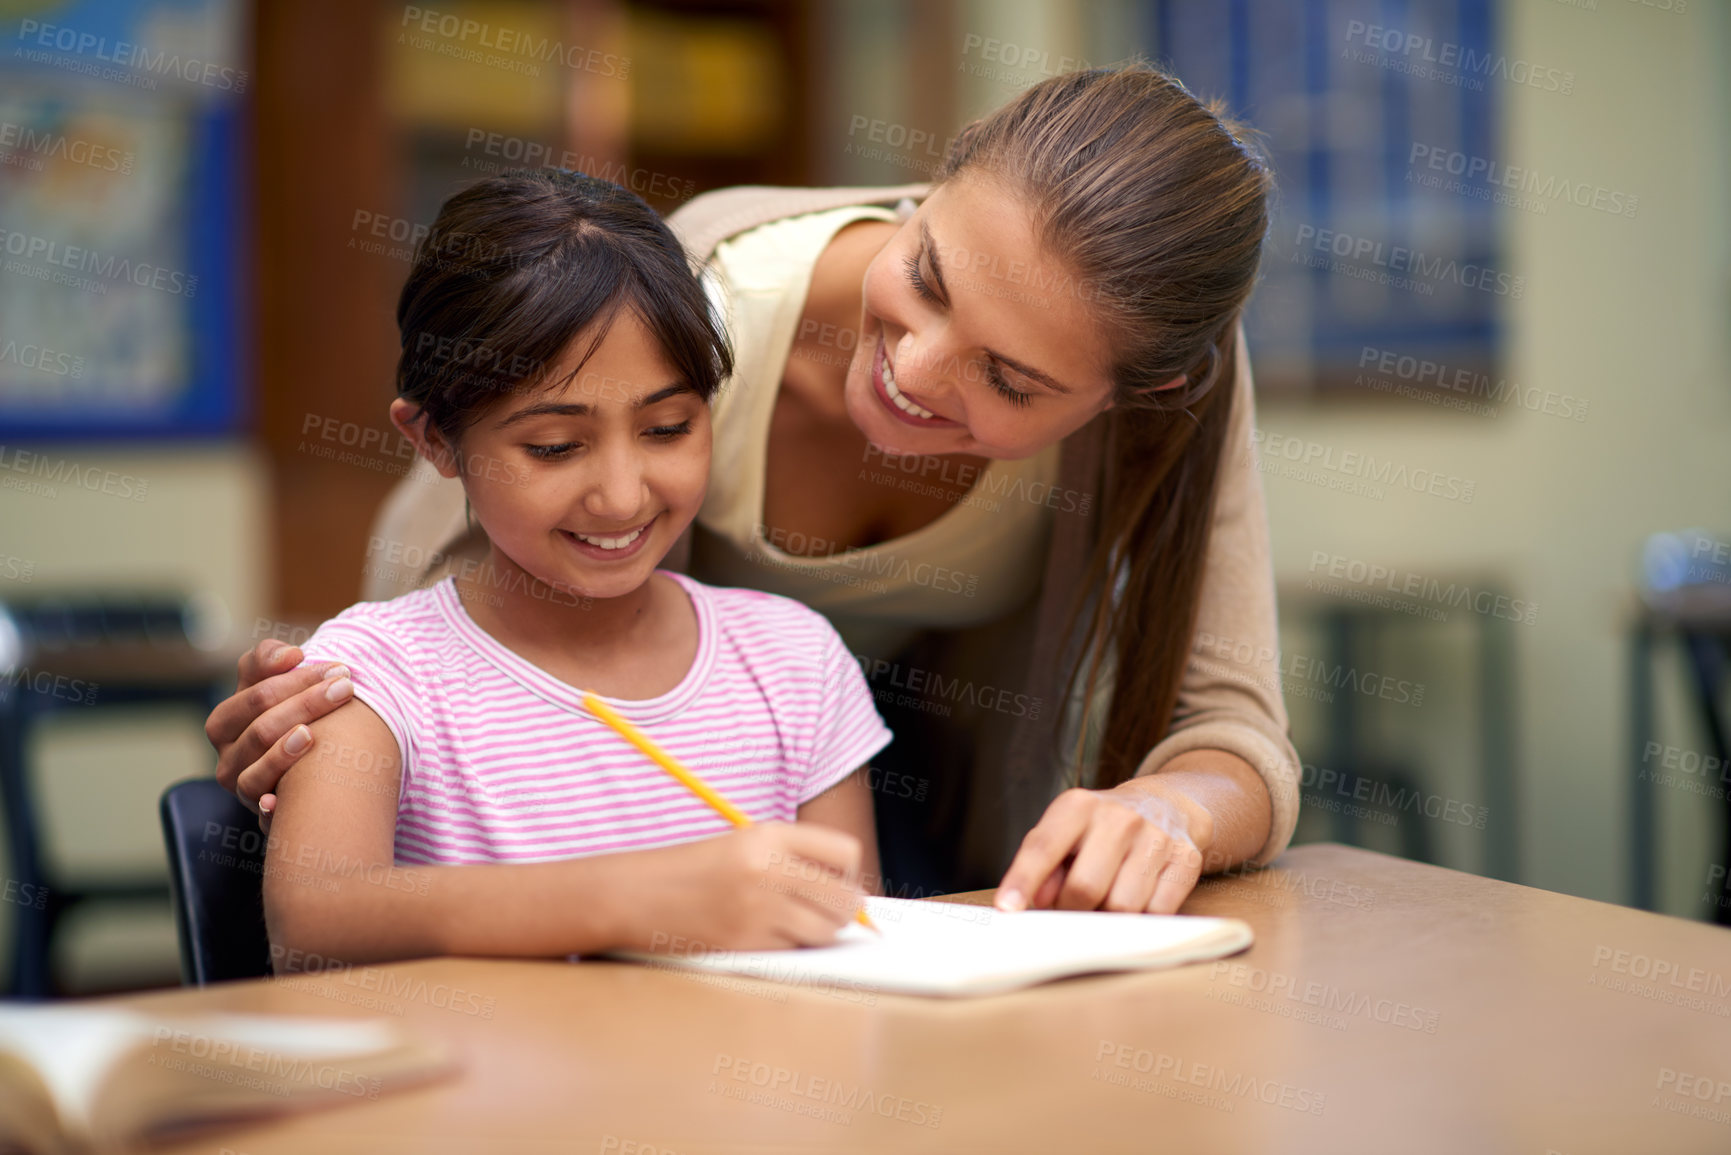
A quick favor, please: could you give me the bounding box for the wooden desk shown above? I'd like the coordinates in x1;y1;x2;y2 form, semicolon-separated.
121;845;1731;1154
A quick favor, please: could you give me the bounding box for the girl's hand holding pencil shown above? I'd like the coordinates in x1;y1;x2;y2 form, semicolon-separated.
605;822;871;952
582;693;878;947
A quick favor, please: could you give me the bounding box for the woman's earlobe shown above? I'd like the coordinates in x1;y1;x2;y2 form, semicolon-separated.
1155;373;1188;393
389;398;462;479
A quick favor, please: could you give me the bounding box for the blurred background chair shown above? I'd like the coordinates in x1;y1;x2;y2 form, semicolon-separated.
0;596;234;997
1629;531;1731;924
159;777;273;985
1289;595;1518;881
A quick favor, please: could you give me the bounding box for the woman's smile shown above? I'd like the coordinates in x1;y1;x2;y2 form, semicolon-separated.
871;337;959;428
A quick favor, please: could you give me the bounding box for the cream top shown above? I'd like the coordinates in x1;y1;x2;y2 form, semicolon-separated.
691;205;1064;657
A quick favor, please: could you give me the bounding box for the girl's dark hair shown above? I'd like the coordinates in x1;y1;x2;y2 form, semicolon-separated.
936;64;1273;788
395;168;731;440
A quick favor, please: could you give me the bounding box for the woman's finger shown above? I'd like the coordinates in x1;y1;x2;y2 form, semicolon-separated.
1102;824;1171;913
227;678;352;807
208;663;347;791
996;789;1096;911
1030;862;1068;909
208;642;311;749
234;639;304;696
234;721;317;814
1055;804;1144;911
1147;843;1206;914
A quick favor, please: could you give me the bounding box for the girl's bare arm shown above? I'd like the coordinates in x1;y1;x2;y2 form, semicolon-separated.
263;702;872;968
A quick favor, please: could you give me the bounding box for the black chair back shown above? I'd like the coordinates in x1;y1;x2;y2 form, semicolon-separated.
159;778;273;984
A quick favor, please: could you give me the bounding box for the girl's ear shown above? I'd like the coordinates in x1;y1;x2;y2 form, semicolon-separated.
390;399;461;479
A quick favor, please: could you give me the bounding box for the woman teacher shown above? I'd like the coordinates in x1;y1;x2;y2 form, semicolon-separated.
204;64;1299;915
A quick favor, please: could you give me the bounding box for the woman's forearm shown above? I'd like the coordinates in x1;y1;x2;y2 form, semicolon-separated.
1120;748;1274;874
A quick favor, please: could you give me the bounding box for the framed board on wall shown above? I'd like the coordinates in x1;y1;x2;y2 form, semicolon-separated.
0;0;248;439
1152;0;1506;401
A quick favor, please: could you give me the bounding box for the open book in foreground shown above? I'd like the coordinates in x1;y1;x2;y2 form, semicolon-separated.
618;896;1253;997
0;1006;455;1155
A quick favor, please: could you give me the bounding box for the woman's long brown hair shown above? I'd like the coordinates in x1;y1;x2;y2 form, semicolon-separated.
936;64;1272;787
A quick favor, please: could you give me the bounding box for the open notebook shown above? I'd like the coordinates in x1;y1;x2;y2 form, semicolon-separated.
0;1007;455;1155
617;896;1253;997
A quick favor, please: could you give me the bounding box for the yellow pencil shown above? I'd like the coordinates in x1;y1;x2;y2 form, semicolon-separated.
581;692;879;934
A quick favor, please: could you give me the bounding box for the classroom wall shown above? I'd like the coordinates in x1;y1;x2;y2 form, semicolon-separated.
0;448;270;989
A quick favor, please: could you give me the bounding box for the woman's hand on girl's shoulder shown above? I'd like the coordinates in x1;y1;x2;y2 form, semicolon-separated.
995;785;1210;916
204;639;355;830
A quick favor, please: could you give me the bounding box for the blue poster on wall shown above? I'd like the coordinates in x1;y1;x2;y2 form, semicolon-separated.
1152;0;1503;396
0;0;247;439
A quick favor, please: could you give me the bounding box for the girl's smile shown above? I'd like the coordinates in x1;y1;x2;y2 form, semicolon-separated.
559;514;660;560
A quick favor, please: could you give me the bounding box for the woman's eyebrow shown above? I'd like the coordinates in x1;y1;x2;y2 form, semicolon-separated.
493;382;693;429
990;352;1074;396
925;221;1076;397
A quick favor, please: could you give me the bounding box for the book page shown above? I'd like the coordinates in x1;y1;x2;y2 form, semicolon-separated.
0;1007;429;1142
0;1007;147;1132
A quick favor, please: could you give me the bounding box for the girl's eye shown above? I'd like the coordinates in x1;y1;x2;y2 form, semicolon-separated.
986;362;1033;409
525;442;579;459
646;420;693;441
903;250;942;305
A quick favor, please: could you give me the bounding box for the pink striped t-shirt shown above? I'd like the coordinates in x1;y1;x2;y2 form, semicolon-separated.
299;573;893;865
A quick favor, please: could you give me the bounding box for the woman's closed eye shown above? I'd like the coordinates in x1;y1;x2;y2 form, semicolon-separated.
905;244;1035;409
525;442;579;460
903;249;942;305
985;363;1033;409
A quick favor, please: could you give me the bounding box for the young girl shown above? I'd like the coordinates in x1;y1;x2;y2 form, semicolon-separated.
263;170;891;967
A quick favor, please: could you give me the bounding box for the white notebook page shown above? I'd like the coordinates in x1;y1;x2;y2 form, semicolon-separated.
618;896;1253;997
